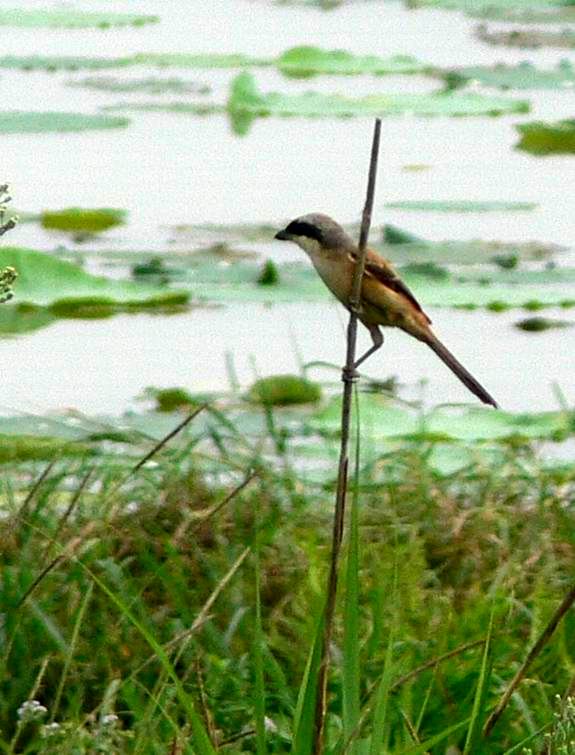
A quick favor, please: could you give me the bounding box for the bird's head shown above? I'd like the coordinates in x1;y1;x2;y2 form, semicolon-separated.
274;213;352;257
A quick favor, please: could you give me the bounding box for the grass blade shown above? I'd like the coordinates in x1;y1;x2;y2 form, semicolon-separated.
463;605;495;754
79;562;216;755
291;611;325;755
342;387;361;751
253;501;267;755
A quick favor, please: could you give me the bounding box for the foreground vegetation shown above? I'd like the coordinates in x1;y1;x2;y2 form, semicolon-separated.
1;400;574;754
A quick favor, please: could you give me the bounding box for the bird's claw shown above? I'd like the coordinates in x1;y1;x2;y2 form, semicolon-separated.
342;366;359;383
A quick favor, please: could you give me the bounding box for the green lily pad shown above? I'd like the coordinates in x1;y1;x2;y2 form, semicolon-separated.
514;316;572;331
0;9;159;28
227;72;529;130
276;46;429;77
385;200;537;212
411;0;558;13
247;375;322;406
476;25;575;50
41;208;127;234
134;52;269;69
181;255;575;309
0;55;136;72
0;112;129;134
309;394;574;442
69;76;210;96
0;247;189;325
0;435;95;464
516;119;575;155
450;61;575;90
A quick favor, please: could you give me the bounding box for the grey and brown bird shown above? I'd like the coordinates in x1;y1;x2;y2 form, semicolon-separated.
274;213;497;408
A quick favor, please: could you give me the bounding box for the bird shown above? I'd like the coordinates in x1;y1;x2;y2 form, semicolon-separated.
274;213;497;408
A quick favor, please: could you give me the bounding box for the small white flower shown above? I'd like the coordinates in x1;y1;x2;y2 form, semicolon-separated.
101;713;119;727
17;700;48;722
264;716;278;733
41;722;62;737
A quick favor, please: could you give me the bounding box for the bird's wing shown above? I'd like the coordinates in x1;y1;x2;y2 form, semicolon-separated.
351;248;431;324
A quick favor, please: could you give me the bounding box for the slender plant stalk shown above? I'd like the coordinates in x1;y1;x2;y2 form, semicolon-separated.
313;118;382;754
484;582;575;737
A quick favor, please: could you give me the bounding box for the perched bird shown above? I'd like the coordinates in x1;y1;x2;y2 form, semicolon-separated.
275;213;497;408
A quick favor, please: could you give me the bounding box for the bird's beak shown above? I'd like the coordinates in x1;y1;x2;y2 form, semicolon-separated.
274;229;292;241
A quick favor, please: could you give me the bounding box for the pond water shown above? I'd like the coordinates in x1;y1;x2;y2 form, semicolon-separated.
0;0;573;415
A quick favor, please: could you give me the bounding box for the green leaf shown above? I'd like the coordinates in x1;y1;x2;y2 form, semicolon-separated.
463;609;494;754
277;46;428;77
0;55;136;71
477;26;575;49
451;61;575;90
343;394;361;753
41;208;127;234
0;111;129;133
0;247;188;323
69;76;210;96
247;375;322;406
515;316;572;332
0;9;159;28
386;200;537;212
309;395;574;443
516;119;575;155
227;72;529;126
291;613;325;755
181;254;575;309
134;52;269;68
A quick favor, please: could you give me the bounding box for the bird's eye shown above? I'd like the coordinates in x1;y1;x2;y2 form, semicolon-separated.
286;220;323;242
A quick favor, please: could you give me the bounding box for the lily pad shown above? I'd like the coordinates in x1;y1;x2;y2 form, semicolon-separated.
247;375;322;406
41;208;127;234
514;316;572;331
516;119;575;155
180;255;575;309
0;10;159;28
227;72;529;130
449;61;575;90
385;200;537;212
0;435;95;464
0;112;129;134
309;394;574;442
0;247;189;323
276;46;429;77
0;55;136;72
69;76;210;96
476;25;575;50
134;52;269;69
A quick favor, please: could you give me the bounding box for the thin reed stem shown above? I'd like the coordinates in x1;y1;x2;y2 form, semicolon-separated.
312;118;382;754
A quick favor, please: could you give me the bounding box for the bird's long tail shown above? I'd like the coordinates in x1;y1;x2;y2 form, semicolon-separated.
425;334;498;408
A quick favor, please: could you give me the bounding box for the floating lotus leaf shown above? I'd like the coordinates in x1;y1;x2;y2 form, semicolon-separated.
69;76;210;96
514;316;572;332
179;255;575;309
0;111;129;133
41;208;127;234
0;9;159;28
247;375;322;405
134;52;269;68
227;72;529;128
476;25;575;50
0;55;135;72
0;247;188;329
309;394;574;442
450;61;575;90
516;119;575;154
385;200;537;211
277;46;428;77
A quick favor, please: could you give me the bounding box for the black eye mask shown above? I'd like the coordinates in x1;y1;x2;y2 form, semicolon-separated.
285;220;324;243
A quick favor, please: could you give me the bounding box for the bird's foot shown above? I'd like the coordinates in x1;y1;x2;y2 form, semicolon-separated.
342;365;359;383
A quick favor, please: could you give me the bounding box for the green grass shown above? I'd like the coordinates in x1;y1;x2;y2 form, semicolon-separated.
1;413;574;753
